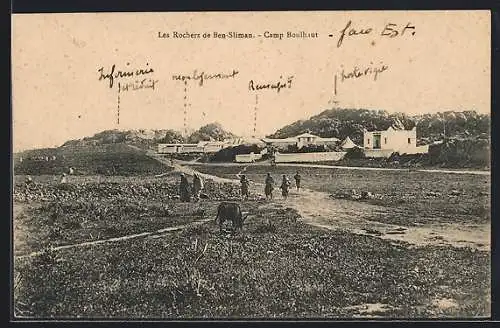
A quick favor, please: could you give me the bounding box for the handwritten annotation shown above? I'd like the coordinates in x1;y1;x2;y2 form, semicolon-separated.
336;20;416;47
248;76;294;93
172;69;239;87
118;79;159;93
98;63;154;89
340;62;389;83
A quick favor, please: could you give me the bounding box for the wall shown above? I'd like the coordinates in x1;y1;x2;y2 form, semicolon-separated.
235;153;263;163
363;149;395;158
272;142;297;148
403;145;429;154
181;146;204;153
204;145;224;153
274;151;346;163
158;145;178;153
315;140;339;146
297;138;338;149
157;144;205;153
363;144;429;158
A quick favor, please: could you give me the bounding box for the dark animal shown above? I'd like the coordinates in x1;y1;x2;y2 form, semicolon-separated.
215;202;248;232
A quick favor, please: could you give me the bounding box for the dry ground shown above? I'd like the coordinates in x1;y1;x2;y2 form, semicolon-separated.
12;166;491;319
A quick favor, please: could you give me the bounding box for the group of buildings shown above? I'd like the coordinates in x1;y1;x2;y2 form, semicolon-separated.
157;126;430;163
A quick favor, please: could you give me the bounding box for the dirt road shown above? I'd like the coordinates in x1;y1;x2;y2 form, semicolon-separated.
147;152;490;251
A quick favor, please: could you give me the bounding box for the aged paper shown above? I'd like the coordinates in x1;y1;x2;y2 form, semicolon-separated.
12;11;491;319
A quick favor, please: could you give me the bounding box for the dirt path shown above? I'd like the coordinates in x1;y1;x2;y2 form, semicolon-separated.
284;189;490;251
145;152;490;251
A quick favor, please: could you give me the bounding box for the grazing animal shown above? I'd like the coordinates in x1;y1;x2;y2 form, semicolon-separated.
215;202;248;232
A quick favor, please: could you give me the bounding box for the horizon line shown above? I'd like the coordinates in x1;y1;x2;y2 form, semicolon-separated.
12;108;490;153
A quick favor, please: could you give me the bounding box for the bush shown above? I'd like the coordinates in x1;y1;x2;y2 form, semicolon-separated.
428;138;490;168
344;147;366;159
210;144;264;162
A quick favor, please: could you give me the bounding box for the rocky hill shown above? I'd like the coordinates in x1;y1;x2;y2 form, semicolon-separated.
186;122;238;143
59;122;238;150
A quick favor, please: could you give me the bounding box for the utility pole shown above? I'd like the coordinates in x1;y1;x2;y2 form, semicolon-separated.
183;80;189;138
443;120;446;140
253;94;258;138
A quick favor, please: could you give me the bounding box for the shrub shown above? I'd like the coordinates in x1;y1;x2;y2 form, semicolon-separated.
344;147;366;159
210;144;264;162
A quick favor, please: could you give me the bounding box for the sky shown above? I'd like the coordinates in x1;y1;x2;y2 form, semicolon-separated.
12;11;490;151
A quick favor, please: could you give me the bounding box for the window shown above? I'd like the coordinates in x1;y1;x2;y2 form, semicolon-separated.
367;139;370;144
384;137;387;144
408;138;411;144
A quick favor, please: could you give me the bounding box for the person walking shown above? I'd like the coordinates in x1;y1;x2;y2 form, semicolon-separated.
192;173;204;201
59;173;68;184
240;174;250;200
280;175;291;200
294;171;302;191
271;157;277;168
179;173;191;202
264;173;275;200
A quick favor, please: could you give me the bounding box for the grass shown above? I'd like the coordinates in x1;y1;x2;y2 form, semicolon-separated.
12;172;491;319
14;143;170;176
13;198;490;318
13;174;239;256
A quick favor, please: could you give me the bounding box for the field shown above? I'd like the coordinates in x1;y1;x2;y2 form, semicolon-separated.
12;164;491;319
192;164;491;226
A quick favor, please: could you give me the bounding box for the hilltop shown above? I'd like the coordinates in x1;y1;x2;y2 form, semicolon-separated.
268;108;490;145
59;122;237;150
14;123;239;175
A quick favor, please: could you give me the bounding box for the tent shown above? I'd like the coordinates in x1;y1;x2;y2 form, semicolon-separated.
340;136;359;150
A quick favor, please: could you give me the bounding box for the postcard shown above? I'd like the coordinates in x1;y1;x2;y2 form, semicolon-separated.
12;11;491;319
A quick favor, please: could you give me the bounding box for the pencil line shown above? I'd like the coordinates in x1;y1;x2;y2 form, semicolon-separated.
117;83;121;125
334;74;337;96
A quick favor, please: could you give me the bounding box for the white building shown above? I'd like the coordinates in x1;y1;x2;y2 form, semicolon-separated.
157;143;201;154
261;137;297;148
197;141;226;153
262;132;339;149
157;141;227;154
363;126;428;157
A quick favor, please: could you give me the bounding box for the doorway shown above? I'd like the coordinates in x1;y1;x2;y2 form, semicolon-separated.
373;134;381;149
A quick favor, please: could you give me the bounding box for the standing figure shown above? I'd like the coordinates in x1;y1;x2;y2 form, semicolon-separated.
60;173;68;184
25;175;33;185
264;173;275;200
294;171;302;191
280;175;291;200
240;174;250;200
69;167;75;175
179;173;191;202
192;173;204;201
